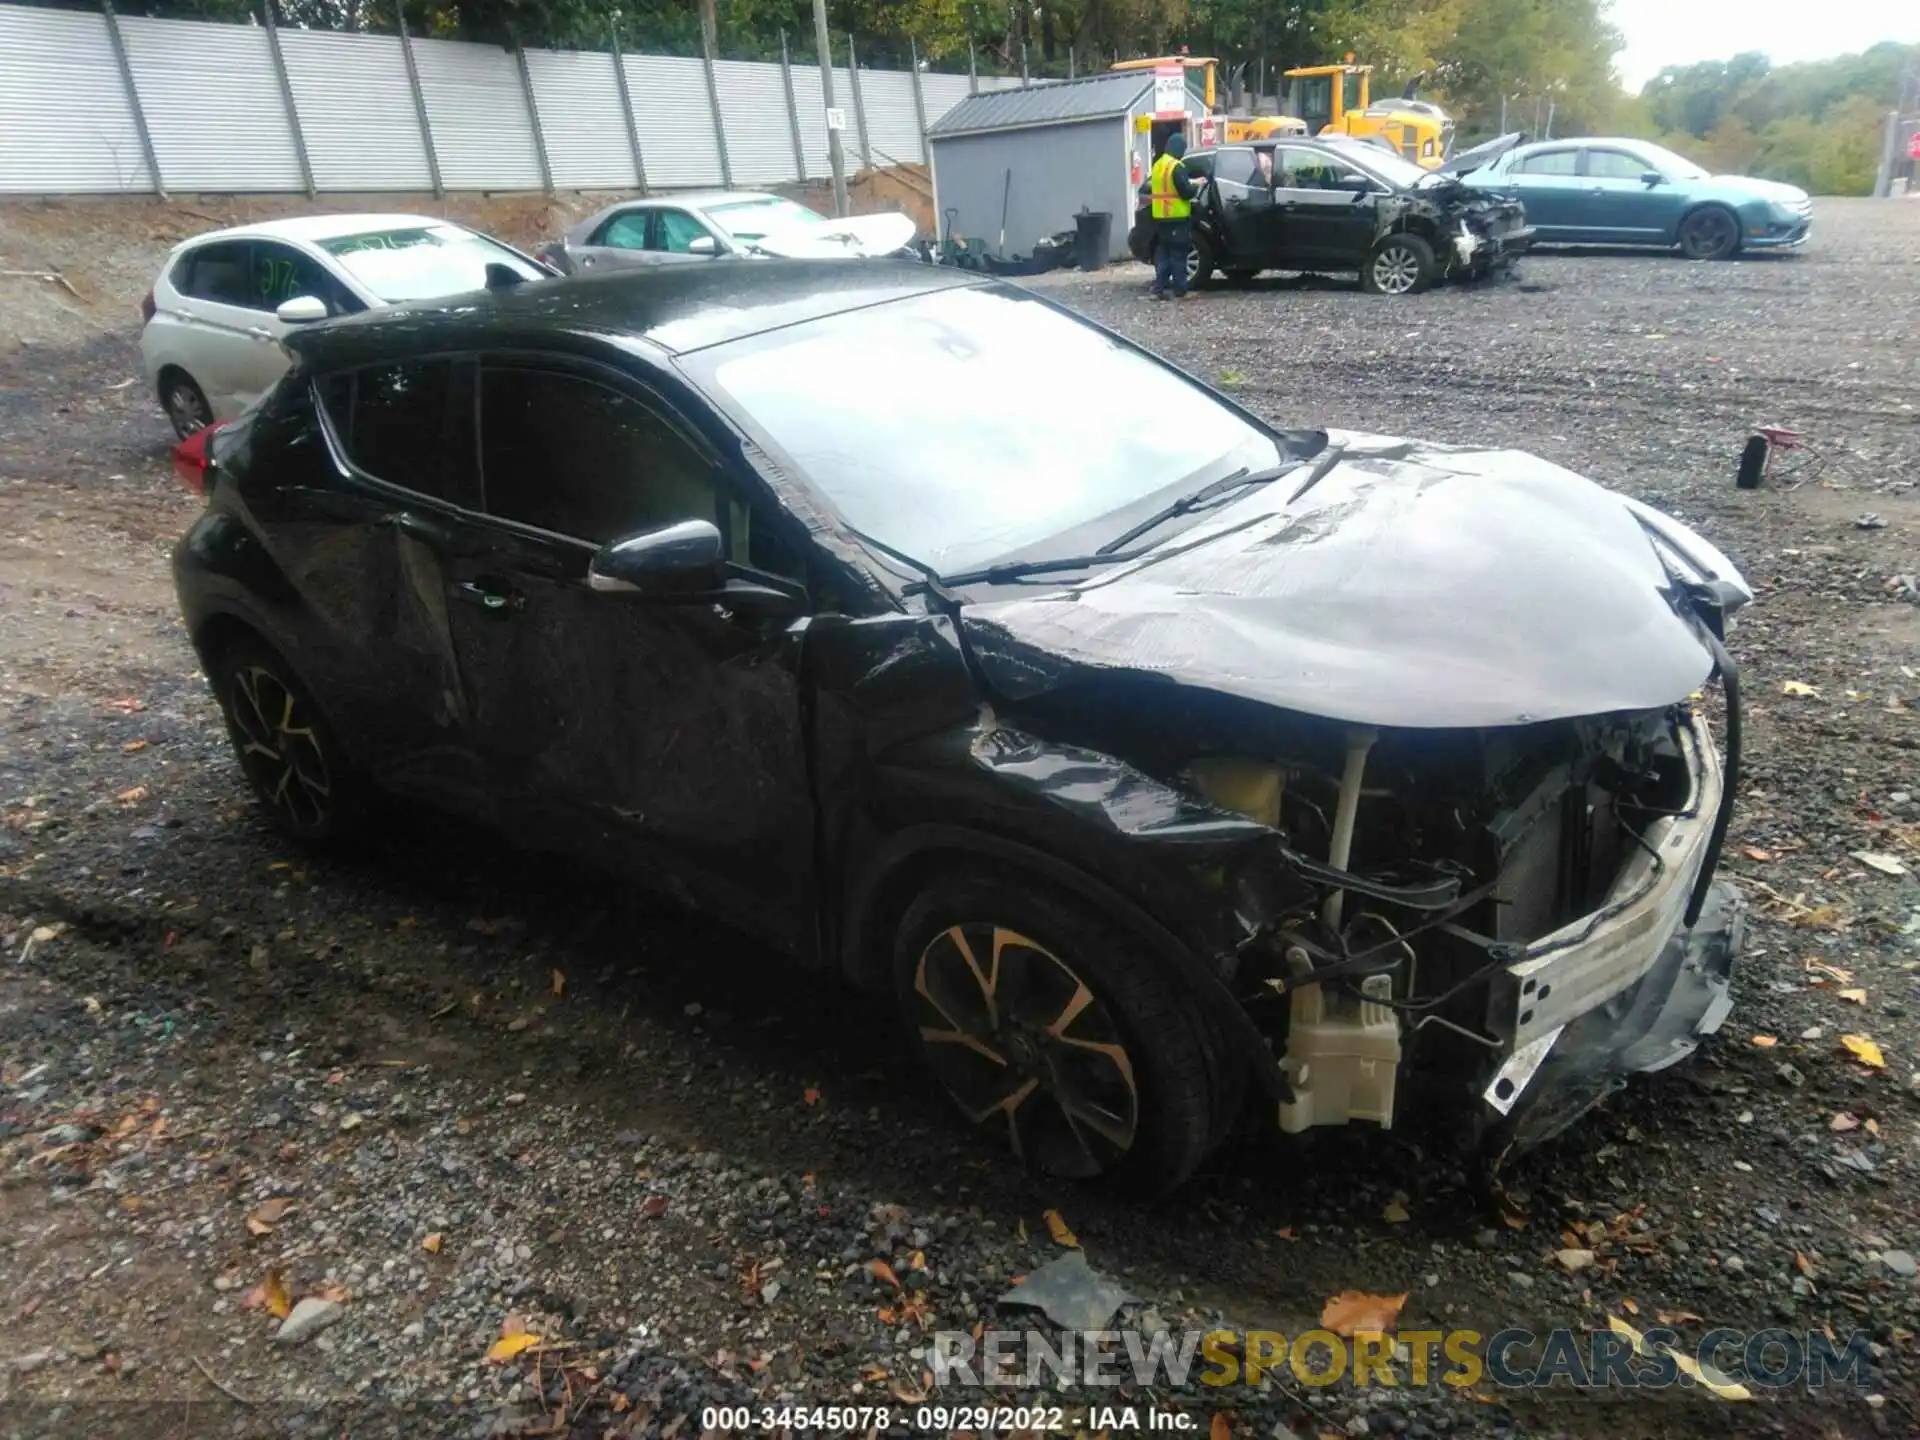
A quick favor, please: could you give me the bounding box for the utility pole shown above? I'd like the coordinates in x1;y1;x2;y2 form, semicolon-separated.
812;0;849;216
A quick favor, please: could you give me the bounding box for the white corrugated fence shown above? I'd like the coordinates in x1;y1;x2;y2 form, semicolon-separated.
0;1;1028;196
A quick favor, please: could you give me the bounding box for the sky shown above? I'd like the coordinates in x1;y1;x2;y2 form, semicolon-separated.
1610;0;1920;91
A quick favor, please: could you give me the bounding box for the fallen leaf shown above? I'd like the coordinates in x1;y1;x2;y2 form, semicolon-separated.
869;1259;902;1290
1750;1035;1778;1048
1782;681;1820;697
876;1306;896;1325
248;1197;296;1232
908;1250;927;1271
1866;1118;1882;1137
242;1269;291;1320
122;740;148;754
803;1086;821;1107
501;1313;527;1338
1620;1296;1639;1315
1850;851;1908;877
611;1393;630;1413
1276;1227;1298;1241
890;1375;929;1404
1382;1197;1410;1224
1556;1248;1597;1273
1806;959;1853;983
1210;1413;1233;1440
1042;1209;1079;1248
1794;1253;1816;1278
1830;1112;1860;1132
316;1283;350;1303
1839;988;1868;1005
1320;1290;1408;1337
1657;1308;1704;1326
1740;846;1771;861
550;969;565;997
1840;1035;1886;1068
486;1332;541;1365
1669;1347;1754;1401
116;785;149;805
422;1233;444;1254
640;1195;668;1220
859;1363;889;1383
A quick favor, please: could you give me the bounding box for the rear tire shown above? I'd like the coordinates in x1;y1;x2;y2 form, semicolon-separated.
1362;234;1435;295
208;634;360;842
893;870;1222;1193
1677;205;1740;261
160;370;212;440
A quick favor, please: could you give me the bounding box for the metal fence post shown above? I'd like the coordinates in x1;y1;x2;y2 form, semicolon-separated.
608;26;649;193
261;0;316;197
779;32;808;182
513;43;555;194
1020;43;1028;85
100;0;165;198
968;42;977;95
394;2;444;198
845;33;870;170
907;37;929;164
700;21;733;187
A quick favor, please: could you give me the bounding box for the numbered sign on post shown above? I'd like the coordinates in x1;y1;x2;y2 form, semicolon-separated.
826;107;847;131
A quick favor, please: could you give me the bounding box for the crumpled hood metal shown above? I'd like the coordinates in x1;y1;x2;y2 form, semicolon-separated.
962;431;1743;730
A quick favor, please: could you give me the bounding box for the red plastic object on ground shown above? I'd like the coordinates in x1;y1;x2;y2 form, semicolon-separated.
172;422;222;494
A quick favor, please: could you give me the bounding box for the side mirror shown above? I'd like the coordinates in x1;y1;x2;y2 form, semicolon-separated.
276;295;329;324
1640;171;1663;187
687;236;720;257
589;519;724;597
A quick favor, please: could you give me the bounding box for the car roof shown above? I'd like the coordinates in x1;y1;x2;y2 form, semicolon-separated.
285;259;990;367
179;213;467;247
620;191;784;211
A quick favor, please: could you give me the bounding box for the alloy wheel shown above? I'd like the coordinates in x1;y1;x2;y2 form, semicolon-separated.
1184;246;1203;287
165;379;211;438
228;664;333;832
1370;244;1423;294
1680;208;1738;260
909;922;1139;1179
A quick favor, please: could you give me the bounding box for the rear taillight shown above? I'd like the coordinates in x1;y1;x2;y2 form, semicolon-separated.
140;288;156;324
172;422;221;496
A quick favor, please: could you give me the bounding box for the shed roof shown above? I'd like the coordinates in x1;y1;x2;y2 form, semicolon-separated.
928;70;1197;139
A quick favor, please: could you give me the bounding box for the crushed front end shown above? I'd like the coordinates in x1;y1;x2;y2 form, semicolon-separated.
1202;687;1743;1152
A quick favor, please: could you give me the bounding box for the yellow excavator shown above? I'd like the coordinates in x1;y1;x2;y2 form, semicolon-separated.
1109;56;1307;143
1282;61;1454;168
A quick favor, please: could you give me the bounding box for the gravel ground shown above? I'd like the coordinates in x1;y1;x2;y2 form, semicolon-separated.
1;197;1918;1440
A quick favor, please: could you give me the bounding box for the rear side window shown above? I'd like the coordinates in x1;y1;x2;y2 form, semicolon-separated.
1516;149;1578;176
1208;149;1262;187
318;359;460;500
174;242;255;308
593;211;652;249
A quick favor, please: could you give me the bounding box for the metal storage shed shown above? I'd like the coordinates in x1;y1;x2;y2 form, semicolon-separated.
927;71;1206;263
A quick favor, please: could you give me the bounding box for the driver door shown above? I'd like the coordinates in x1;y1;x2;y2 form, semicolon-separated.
564;206;662;273
441;355;815;948
1205;147;1283;264
1578;147;1684;242
1273;148;1380;266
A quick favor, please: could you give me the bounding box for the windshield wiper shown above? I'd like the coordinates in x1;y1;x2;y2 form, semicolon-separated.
843;525;960;610
934;550;1143;589
1094;463;1296;556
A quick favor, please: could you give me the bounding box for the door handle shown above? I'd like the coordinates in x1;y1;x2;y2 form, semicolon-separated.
453;581;525;615
246;326;275;341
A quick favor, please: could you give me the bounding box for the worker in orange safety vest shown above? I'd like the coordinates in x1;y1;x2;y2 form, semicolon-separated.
1147;132;1203;300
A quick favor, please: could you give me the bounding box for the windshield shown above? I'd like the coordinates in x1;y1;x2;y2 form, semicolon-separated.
318;225;543;302
1329;143;1426;188
706;197;827;242
1632;142;1710;181
699;287;1282;576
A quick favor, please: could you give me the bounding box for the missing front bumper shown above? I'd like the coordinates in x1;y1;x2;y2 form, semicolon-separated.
1482;880;1743;1149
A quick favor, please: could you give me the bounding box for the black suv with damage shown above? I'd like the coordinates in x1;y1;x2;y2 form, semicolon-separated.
175;262;1745;1192
1130;134;1533;294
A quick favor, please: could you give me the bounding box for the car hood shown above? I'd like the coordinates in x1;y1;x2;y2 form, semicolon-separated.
1428;131;1523;180
749;212;917;258
960;431;1750;730
1703;173;1809;204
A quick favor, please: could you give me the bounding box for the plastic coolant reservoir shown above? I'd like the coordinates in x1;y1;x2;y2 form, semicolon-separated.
1189;758;1284;828
1278;973;1401;1132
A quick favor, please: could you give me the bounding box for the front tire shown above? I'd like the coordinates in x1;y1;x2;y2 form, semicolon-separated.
893;870;1221;1192
210;635;358;841
1188;231;1217;290
1678;205;1741;261
1362;233;1435;295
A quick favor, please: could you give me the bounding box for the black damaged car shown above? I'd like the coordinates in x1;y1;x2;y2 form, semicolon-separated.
1130;134;1534;294
176;261;1746;1192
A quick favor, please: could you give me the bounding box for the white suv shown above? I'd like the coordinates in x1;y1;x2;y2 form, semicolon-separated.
140;214;549;437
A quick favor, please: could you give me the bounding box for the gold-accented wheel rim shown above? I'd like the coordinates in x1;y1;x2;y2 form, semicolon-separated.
229;665;332;831
911;923;1139;1179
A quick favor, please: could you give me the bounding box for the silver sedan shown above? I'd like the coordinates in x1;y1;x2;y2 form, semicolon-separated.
536;192;919;274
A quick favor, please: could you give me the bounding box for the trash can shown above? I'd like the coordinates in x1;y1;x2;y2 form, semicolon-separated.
1075;211;1112;272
